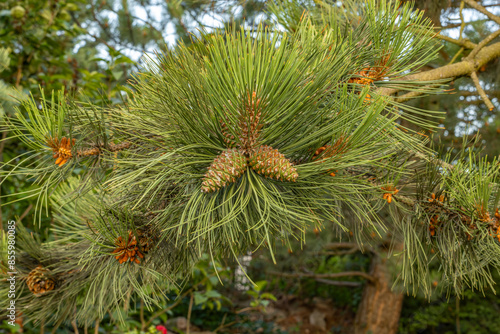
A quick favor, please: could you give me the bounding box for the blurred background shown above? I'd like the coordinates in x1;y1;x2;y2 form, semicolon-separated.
1;0;499;333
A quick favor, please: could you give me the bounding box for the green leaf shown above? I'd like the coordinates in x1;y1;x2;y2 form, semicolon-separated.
193;292;208;305
114;56;135;65
260;292;277;301
112;70;123;81
254;280;268;292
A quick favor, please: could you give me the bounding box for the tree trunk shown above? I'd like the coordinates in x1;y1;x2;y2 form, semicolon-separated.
354;252;404;334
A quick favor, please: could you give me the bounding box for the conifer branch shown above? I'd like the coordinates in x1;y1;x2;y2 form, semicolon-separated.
436;34;476;49
470;71;495;111
376;41;500;97
467;29;500;60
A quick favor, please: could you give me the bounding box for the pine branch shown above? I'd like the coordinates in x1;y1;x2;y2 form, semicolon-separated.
436;34;476;49
376;40;500;97
470;71;495;111
467;28;500;60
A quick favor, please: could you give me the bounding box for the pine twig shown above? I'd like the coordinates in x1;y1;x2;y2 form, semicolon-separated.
467;29;500;60
394;84;443;103
71;320;79;334
50;323;61;334
71;307;79;334
376;40;500;97
94;320;99;334
448;47;464;65
459;1;466;39
19;204;33;222
470;71;495;111
436;34;476;49
394;193;416;207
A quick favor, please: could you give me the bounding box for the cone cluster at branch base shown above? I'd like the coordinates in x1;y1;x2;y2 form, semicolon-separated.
202;91;298;192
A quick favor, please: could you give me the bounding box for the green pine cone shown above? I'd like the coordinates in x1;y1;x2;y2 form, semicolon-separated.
202;149;247;192
248;145;298;182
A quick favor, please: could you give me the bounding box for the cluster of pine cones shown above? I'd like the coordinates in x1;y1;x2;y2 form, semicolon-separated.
202;92;298;193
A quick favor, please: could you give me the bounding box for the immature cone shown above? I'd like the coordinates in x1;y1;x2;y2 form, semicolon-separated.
202;149;247;192
239;91;263;154
48;136;75;167
348;55;392;85
248;145;298;182
381;185;399;204
112;231;144;264
220;91;265;154
26;265;55;296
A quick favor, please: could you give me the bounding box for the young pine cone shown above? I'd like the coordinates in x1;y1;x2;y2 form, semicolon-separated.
248;145;298;182
202;149;248;192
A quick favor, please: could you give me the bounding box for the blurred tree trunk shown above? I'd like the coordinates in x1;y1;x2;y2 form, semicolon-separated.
354;251;404;334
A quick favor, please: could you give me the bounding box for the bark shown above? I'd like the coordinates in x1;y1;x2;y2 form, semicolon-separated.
354;252;404;334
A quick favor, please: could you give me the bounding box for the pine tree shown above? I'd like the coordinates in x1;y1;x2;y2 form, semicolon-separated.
1;0;500;329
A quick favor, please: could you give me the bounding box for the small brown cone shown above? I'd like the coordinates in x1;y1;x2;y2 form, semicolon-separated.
248;145;298;182
26;265;55;296
202;148;247;192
